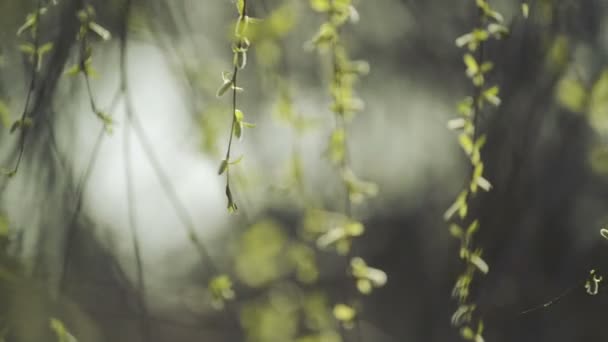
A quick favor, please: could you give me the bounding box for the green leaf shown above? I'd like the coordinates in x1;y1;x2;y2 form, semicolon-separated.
208;274;235;309
556;77;588;113
10;118;32;134
17;14;37;36
455;33;473;48
234;109;244;122
444;190;468;221
463;54;478;77
466;220;479;236
18;43;36;55
521;3;529;18
449;224;463;238
487;23;509;38
459;133;473;155
447;118;466;130
601;228;608;240
357;279;372;294
38;42;54;55
229;155;244;165
333;304;356;322
310;0;330;12
476;176;492;192
217;80;233;97
236;0;245;15
65;63;81;76
480;62;493;73
226;185;238;213
49;318;76;342
461;326;475;340
234;50;247;69
344;222;364;236
218;159;228;175
328;128;345;163
483;85;501;106
457;97;474;117
470;253;489;274
234;121;242;139
88;22;112;40
95;111;113;131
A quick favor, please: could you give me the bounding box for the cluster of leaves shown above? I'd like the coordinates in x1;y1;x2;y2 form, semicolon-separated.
217;218;343;341
65;4;113;131
240;288;341;342
445;1;509;340
308;0;384;330
217;0;258;213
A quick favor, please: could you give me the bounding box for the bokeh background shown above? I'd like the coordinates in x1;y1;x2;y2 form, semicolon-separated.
2;0;608;341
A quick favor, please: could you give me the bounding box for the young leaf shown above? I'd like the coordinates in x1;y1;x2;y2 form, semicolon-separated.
333;304;356;322
470;254;489;274
476;176;492;191
450;224;464;238
521;3;529;18
236;0;245;15
228;155;244;165
234;109;244;122
459;133;473;155
217;80;233;97
89;22;112;40
218;159;229;175
65;63;81;76
464;54;479;77
18;43;36;56
234;121;242;139
226;185;238;213
448;118;466;130
38;42;54;55
310;0;330;12
483;86;501;106
461;326;475;340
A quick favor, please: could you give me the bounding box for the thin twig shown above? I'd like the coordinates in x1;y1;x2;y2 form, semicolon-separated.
118;1;150;340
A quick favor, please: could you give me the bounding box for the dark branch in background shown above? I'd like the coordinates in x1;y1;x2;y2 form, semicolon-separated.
57;126;103;295
118;2;243;335
58;89;121;295
117;0;222;281
118;1;150;341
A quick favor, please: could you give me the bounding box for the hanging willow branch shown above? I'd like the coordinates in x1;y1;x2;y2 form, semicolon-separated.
445;1;508;341
307;0;385;334
217;0;257;213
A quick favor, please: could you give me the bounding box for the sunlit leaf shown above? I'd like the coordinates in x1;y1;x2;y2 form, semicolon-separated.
218;159;228;175
522;3;530;18
461;326;475;340
470;253;489;274
333;304;355;322
88;22;112;40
